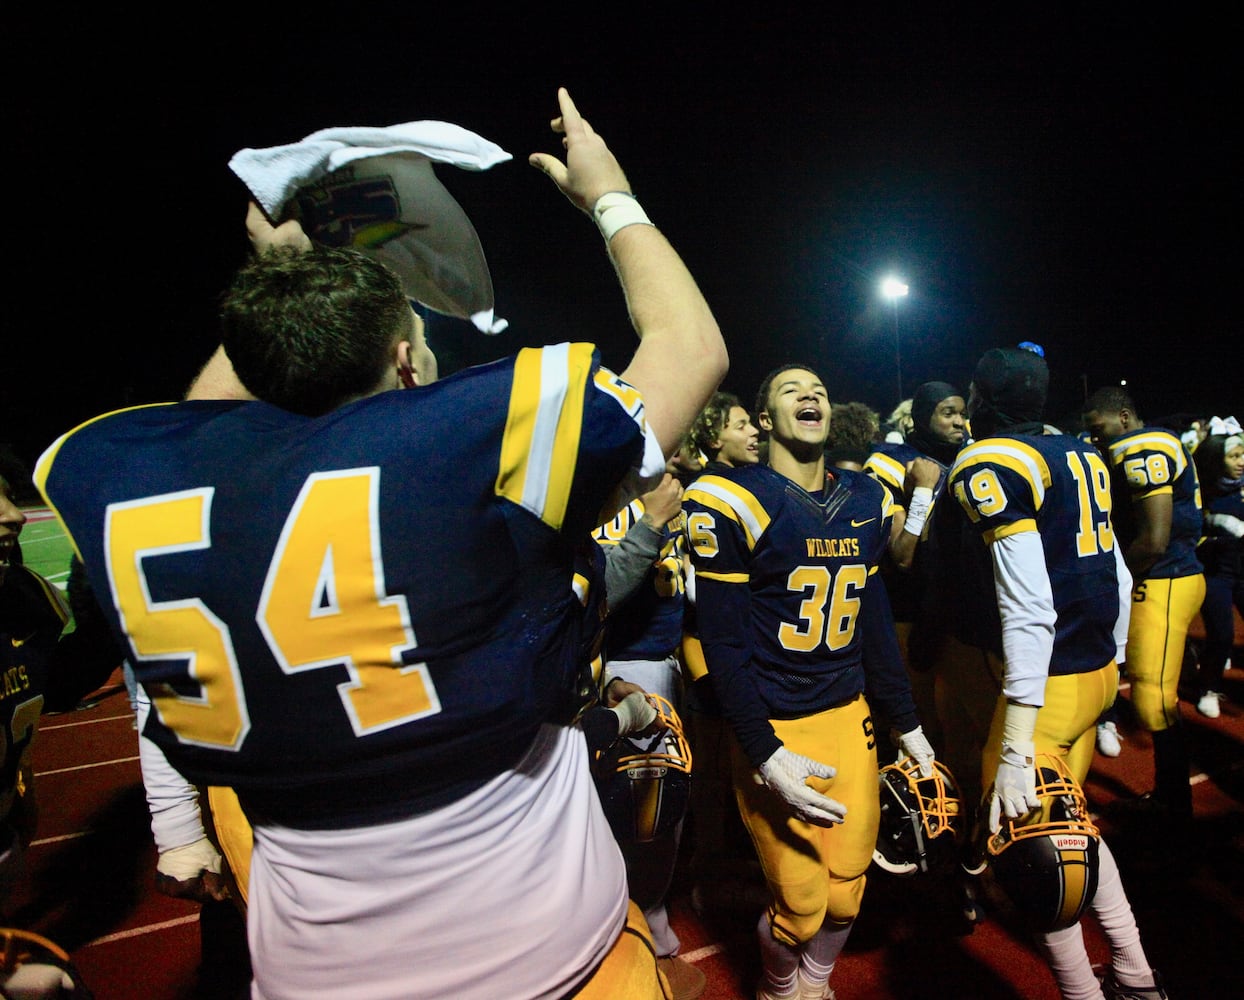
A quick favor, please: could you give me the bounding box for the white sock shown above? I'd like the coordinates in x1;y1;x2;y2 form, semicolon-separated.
756;912;800;997
1037;922;1103;1000
1092;839;1155;988
800;918;853;985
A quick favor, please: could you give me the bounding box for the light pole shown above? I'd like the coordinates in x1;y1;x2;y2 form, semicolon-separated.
880;276;909;402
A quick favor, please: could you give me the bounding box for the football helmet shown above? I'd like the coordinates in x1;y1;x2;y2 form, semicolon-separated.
873;756;962;875
986;753;1100;932
0;927;92;997
594;694;692;844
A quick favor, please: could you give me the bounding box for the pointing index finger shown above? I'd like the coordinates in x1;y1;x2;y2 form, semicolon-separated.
556;87;585;141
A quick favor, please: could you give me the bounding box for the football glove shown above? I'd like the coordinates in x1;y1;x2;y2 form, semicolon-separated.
989;740;1040;833
894;725;936;778
758;747;847;826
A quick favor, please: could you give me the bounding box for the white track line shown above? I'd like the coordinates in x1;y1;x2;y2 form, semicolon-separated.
36;756;140;777
31;832;89;846
41;713;134;731
86;915;200;947
680;941;725;964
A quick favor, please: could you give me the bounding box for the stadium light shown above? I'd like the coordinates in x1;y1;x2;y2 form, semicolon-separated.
880;277;909;402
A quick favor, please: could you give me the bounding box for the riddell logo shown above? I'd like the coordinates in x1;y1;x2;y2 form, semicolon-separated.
1052;835;1089;850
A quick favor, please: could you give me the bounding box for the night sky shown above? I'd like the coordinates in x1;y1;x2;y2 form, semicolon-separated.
6;10;1236;472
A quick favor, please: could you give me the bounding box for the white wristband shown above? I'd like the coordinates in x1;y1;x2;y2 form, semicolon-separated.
592;191;653;242
903;486;934;537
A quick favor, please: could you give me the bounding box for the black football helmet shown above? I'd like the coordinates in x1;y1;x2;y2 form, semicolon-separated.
873;756;963;875
986;753;1100;932
594;694;692;844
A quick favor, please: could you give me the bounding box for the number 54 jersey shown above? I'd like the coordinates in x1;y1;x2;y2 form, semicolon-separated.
34;344;657;829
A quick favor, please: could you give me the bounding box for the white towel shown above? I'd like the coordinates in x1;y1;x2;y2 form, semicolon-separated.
229;122;512;334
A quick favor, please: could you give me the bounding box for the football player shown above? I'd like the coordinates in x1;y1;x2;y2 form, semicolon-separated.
34;88;727;1000
1083;386;1205;823
864;380;967;760
681;393;769;916
684;363;933;1000
592;469;706;1000
938;348;1166;999
1;462;126;913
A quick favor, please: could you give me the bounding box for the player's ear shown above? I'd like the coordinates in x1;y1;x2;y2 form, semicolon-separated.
758;410;773;431
395;340;416;389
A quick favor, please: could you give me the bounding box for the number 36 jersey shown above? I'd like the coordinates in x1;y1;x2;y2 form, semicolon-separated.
683;464;909;764
34;344;657;829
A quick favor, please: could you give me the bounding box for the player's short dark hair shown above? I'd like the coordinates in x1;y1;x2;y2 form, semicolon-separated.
1083;386;1139;420
826;401;880;453
754;362;825;419
691;391;743;458
220;246;409;416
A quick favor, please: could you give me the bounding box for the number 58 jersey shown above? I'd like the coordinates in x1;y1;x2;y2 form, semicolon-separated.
35;344;657;829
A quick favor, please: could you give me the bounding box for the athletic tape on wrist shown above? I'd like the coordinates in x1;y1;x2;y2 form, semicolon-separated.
903;486;934;537
592;191;653;241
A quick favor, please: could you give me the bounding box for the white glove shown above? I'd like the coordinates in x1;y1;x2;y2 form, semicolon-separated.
894;725;936;778
610;691;658;736
757;747;846;826
157;836;223;881
988;740;1040;833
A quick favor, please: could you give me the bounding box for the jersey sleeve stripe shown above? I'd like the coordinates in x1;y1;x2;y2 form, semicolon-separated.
983;518;1037;544
696;570;749;583
496;344;593;529
35;403;178;563
864;452;905;491
1110;432;1187;475
953;440;1052;510
684;476;770;549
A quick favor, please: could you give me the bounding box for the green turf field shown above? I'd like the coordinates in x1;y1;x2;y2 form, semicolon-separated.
18;509;74;589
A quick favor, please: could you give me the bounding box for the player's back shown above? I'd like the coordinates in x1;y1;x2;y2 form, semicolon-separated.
36;345;646;828
1106;426;1203;579
948;432;1120;673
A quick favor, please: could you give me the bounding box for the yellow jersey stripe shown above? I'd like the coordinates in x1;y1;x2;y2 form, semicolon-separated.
983;518;1037;544
496;344;593;530
1110;432;1187;475
864;452;906;492
34;402;176;563
954;440;1052;510
684;476;770;550
697;570;749;583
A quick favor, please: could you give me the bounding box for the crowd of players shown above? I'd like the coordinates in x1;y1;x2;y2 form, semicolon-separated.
3;88;1241;1000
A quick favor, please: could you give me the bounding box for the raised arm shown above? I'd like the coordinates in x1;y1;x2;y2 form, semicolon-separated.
529;88;727;457
185;204;313;402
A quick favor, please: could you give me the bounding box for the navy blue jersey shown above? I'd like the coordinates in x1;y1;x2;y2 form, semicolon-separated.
864;441;951;622
1;566;68;826
1198;488;1243;581
947;434;1121;674
684;464;912;763
1105;427;1203;579
36;344;650;828
593;500;686;661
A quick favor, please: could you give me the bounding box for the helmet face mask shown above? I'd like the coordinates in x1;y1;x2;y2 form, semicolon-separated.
873;756;963;876
593;694;692;844
986;754;1100;932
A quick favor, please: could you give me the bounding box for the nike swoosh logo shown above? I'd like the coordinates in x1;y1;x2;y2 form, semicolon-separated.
851;518;876;527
